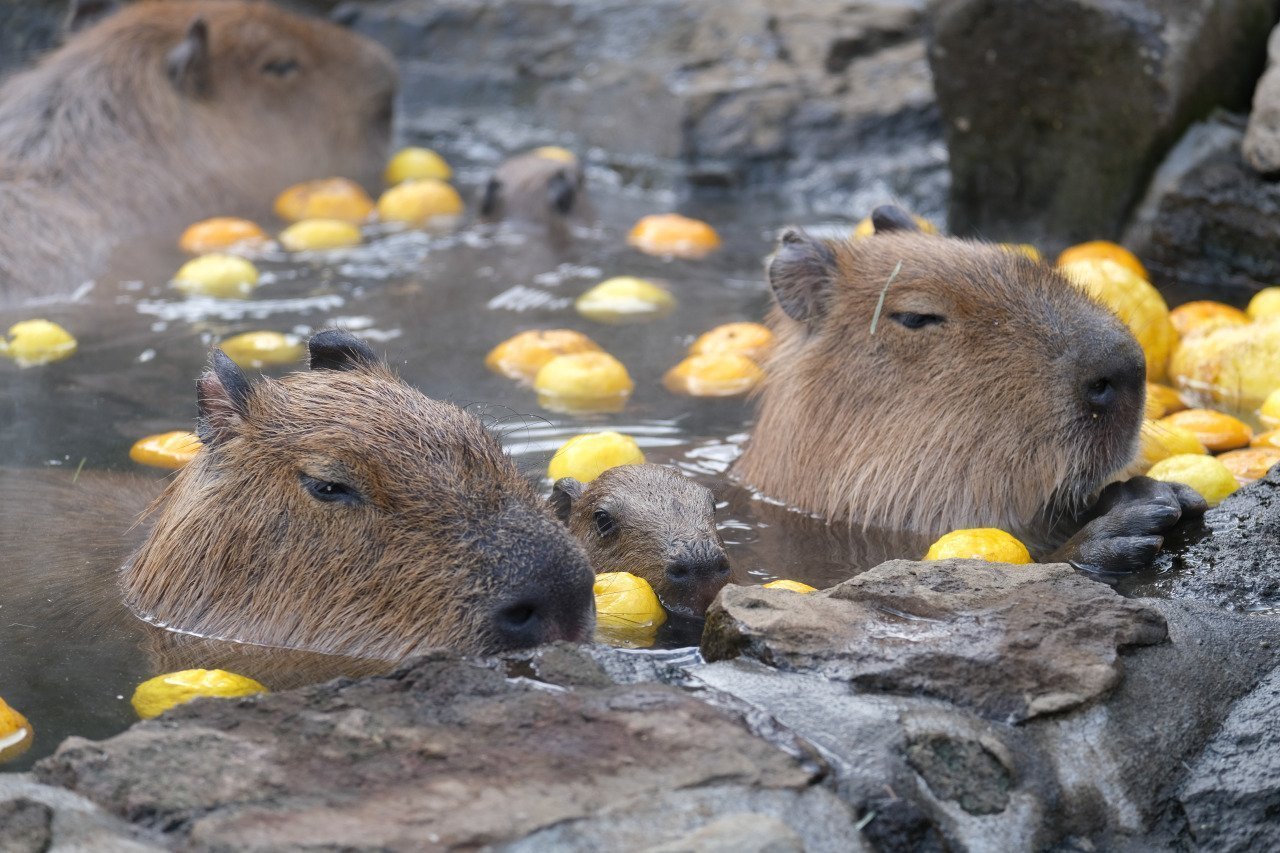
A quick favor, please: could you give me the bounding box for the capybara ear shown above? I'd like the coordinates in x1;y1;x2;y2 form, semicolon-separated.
768;228;838;323
871;205;922;235
62;0;120;35
166;18;212;98
308;330;381;372
479;177;502;217
549;478;585;523
547;171;577;215
197;349;251;446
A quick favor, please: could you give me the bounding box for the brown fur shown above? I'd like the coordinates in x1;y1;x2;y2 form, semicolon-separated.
734;228;1146;549
115;333;597;660
551;464;730;617
480;149;585;221
0;0;397;300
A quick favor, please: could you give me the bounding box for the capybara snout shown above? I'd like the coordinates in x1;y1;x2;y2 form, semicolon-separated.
120;330;595;660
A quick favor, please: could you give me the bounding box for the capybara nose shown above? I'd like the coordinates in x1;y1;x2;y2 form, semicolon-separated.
1077;329;1145;416
665;549;732;615
491;560;596;650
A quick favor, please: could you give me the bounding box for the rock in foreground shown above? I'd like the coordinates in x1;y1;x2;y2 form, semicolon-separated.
702;559;1168;721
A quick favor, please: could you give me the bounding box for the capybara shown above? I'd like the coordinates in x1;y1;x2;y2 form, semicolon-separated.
480;148;585;221
550;464;730;617
0;0;397;300
3;331;595;668
734;206;1205;574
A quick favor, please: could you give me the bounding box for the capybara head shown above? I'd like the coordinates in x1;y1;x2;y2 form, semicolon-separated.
120;331;596;660
734;207;1146;543
0;0;397;195
480;148;584;221
550;464;730;617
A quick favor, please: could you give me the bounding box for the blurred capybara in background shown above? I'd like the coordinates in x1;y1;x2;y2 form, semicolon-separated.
734;206;1206;574
2;331;597;665
551;464;731;617
0;0;398;300
480;147;587;222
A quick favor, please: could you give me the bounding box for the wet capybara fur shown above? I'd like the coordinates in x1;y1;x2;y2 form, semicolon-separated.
480;148;585;222
0;0;397;299
116;331;596;659
551;464;730;617
734;206;1205;573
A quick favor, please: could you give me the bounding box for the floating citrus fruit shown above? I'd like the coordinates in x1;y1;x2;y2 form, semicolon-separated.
663;353;764;397
1159;409;1251;453
130;431;202;469
852;212;938;239
376;178;464;226
274;177;373;224
627;213;721;259
762;579;817;593
1001;243;1042;262
179;217;268;254
218;331;304;369
1216;447;1280;486
547;432;645;483
131;669;267;720
1146;454;1238;507
0;320;77;367
279;219;362;251
1138;419;1207;470
485;329;602;385
1259;388;1280;428
534;351;634;414
923;528;1033;564
594;571;666;648
172;254;259;299
1247;287;1280;321
575;277;675;324
1060;257;1175;381
1057;240;1148;280
688;322;774;361
1168;300;1249;338
0;697;32;764
384;147;452;185
1169;319;1280;410
1146;383;1186;417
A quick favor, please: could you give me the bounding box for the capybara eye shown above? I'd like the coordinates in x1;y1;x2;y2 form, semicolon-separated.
299;474;361;506
593;508;617;538
890;312;946;330
261;58;301;77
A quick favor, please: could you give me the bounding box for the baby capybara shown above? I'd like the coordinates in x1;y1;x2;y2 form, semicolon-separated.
551;464;730;617
115;331;596;659
734;206;1205;573
0;1;397;300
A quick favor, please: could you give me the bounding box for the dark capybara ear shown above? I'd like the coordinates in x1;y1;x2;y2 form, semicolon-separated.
197;349;251;446
479;177;502;217
547;171;577;216
329;3;361;27
871;205;922;235
549;478;585;523
767;228;838;323
63;0;120;35
308;330;381;371
166;18;211;97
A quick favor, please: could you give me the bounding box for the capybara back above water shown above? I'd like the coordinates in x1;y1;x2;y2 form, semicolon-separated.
0;0;397;299
114;331;596;659
734;209;1203;571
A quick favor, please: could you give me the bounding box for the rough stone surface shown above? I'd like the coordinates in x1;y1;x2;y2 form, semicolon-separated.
928;0;1277;249
348;0;948;216
1125;113;1280;299
1133;461;1280;611
1179;661;1280;852
701;559;1168;722
33;651;866;852
644;813;804;853
1243;25;1280;174
0;774;160;852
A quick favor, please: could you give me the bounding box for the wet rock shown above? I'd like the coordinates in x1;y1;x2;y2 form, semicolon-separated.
34;651;867;852
346;0;947;216
1135;461;1280;610
645;813;803;853
0;773;159;852
1179;661;1280;852
928;0;1278;249
691;598;1280;850
702;559;1167;722
1243;25;1280;175
1125;113;1280;298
